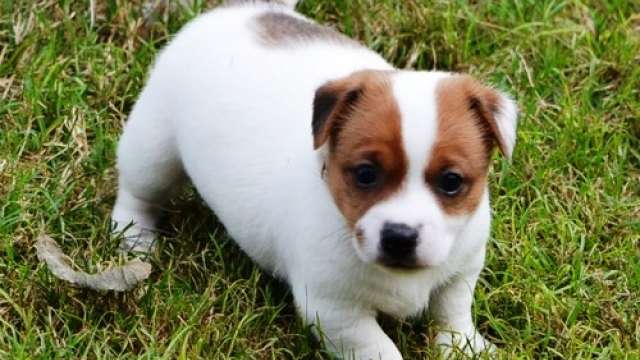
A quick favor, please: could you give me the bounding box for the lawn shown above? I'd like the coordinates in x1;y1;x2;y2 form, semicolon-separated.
1;0;638;358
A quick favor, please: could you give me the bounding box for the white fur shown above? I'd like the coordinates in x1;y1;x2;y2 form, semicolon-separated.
279;0;299;8
495;93;519;159
112;3;516;359
356;72;457;268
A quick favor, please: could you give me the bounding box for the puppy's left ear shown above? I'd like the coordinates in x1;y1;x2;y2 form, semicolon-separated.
469;84;519;160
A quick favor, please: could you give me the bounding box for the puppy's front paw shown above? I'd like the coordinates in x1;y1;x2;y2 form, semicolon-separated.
435;329;495;358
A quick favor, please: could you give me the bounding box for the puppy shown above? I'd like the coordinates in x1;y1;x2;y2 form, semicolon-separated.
112;1;518;358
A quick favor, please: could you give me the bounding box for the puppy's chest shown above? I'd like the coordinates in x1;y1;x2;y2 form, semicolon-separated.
362;270;452;318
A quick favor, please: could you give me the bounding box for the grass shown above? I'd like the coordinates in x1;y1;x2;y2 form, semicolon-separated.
1;0;639;358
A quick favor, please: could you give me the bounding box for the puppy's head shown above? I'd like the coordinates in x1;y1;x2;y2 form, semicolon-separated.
313;70;518;269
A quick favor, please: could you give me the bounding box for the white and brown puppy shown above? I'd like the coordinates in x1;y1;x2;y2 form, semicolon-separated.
112;1;518;358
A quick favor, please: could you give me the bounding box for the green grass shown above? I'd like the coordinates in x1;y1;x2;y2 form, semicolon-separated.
1;0;639;358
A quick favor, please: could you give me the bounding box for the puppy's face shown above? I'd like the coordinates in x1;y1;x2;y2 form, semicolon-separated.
313;70;518;269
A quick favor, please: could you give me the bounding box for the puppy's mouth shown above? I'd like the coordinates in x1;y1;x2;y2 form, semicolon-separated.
376;255;424;271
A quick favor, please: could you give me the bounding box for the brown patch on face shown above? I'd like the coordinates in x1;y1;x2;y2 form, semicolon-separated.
313;70;407;227
428;75;505;215
254;12;359;47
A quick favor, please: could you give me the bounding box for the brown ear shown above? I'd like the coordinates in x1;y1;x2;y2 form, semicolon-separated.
461;77;519;159
312;79;363;150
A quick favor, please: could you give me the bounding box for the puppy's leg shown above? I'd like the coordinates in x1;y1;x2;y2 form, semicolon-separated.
112;90;184;253
430;268;495;357
293;287;402;360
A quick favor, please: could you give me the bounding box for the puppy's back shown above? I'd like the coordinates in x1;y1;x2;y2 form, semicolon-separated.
126;1;392;275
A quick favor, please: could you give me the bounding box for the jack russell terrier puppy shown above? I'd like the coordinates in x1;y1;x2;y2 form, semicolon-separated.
112;0;518;358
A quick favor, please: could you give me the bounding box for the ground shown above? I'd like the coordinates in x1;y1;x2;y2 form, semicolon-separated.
1;0;638;359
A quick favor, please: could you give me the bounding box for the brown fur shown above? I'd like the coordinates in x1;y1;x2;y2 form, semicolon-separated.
316;71;407;227
429;75;505;215
254;12;358;47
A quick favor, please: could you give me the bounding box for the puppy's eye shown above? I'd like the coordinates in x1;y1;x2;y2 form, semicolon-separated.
353;164;379;189
436;171;463;196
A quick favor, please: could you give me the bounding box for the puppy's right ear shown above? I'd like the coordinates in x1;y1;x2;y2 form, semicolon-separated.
312;80;363;150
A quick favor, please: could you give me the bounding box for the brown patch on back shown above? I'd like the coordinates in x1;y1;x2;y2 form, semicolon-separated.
315;71;407;227
429;75;503;215
254;12;359;47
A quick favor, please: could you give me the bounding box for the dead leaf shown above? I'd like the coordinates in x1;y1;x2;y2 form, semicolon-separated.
35;235;151;292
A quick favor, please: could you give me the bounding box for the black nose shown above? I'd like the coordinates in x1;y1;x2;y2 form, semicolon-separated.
380;222;418;259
